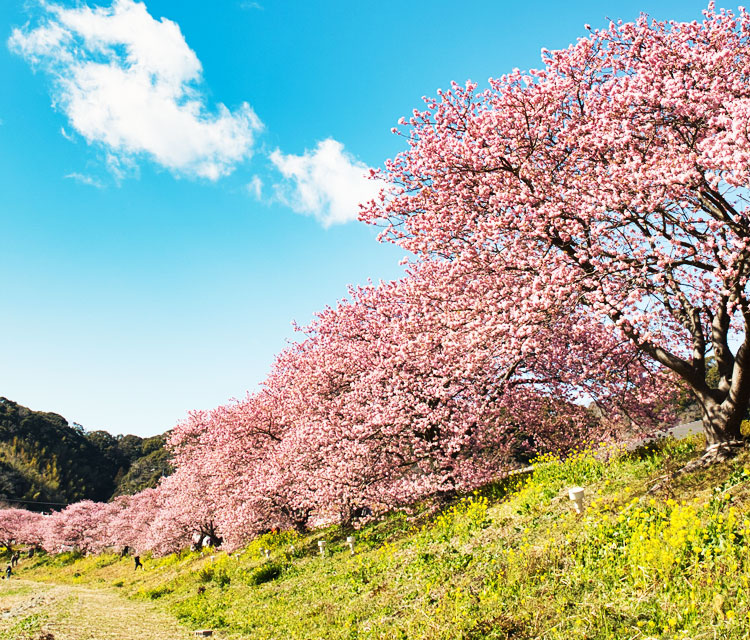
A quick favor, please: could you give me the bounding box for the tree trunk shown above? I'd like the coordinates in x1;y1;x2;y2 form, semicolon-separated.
281;505;310;533
199;521;223;547
701;399;744;446
674;395;747;475
290;519;308;534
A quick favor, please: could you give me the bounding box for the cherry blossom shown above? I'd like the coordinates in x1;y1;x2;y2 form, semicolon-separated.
362;4;749;447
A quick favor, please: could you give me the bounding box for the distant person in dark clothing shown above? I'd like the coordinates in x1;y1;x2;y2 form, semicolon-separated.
11;552;20;567
133;555;143;571
120;545;130;558
5;564;11;579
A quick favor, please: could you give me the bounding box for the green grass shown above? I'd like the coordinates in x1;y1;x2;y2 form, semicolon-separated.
0;613;48;640
13;435;750;639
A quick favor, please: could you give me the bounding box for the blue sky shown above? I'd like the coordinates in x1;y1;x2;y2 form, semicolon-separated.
0;0;713;437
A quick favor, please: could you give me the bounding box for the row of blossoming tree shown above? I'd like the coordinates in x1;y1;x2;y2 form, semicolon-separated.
5;4;748;554
0;259;672;553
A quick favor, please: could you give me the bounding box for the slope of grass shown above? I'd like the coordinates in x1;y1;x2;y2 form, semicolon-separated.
11;434;750;639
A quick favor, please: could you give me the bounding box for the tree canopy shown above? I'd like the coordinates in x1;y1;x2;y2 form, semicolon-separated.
362;3;750;452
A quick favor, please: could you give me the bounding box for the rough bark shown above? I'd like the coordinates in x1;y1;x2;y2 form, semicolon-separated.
699;397;744;446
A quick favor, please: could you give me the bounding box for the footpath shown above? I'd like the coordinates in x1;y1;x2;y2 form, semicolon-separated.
0;578;198;640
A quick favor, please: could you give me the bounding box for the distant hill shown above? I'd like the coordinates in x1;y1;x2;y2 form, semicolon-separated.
0;397;172;510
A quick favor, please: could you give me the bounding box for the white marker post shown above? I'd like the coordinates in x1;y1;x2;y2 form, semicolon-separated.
264;548;271;559
568;486;585;513
318;540;327;558
346;535;355;556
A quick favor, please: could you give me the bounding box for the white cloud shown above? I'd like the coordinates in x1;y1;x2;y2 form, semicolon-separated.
270;139;384;227
246;175;263;199
9;22;71;64
9;0;262;180
65;172;105;188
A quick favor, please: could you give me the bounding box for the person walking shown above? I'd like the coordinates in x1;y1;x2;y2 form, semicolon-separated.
133;555;143;571
5;564;11;579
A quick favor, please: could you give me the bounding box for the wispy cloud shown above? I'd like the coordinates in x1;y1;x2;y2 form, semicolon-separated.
65;172;105;188
239;1;263;10
270;139;384;227
246;175;263;199
9;0;262;181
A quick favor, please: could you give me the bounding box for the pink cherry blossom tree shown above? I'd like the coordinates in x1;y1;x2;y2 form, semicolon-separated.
0;508;45;553
139;471;220;555
273;258;672;518
362;3;749;461
42;500;111;554
159;251;673;535
106;490;161;553
165;385;321;544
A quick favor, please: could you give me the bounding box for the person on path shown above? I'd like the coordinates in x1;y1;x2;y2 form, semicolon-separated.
5;564;11;579
11;552;20;567
134;555;143;571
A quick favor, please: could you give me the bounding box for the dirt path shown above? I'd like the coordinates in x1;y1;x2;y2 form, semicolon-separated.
0;579;200;640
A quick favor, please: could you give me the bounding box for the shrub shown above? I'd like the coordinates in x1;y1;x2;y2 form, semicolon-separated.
49;550;83;567
196;566;214;583
213;568;231;587
244;561;283;585
143;584;173;599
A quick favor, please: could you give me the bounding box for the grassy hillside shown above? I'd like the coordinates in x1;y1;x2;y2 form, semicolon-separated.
0;397;171;508
6;433;750;639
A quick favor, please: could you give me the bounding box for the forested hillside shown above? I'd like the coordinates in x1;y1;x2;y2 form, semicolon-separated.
0;397;171;509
